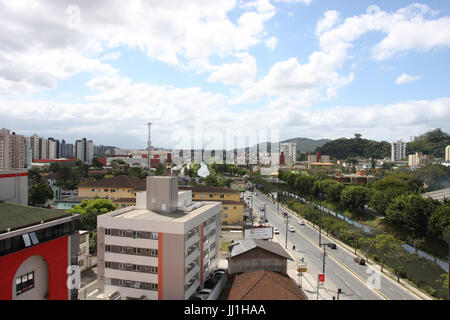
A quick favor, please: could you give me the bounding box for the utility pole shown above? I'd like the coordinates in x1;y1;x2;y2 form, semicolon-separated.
318;200;322;246
285;215;289;249
322;245;326;274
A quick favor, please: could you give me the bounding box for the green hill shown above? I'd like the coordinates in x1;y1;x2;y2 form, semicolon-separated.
406;129;450;158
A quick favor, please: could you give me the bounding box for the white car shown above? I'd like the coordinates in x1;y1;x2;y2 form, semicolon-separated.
288;226;295;232
274;228;280;234
298;220;305;226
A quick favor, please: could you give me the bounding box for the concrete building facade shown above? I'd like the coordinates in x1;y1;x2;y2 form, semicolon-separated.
0;129;25;169
391;140;406;161
280;143;297;168
0;170;28;205
96;176;222;300
446;146;450;163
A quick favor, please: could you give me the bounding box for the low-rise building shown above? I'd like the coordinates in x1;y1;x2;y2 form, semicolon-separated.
0;202;80;300
78;230;90;272
96;176;222;300
408;152;432;168
78;175;146;205
333;170;375;185
179;186;245;225
228;239;293;275
227;270;306;300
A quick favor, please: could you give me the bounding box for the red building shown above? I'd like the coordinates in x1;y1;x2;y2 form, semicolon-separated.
0;202;80;300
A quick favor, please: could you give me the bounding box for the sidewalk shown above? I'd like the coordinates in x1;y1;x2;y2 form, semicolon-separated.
260;191;433;300
271;233;335;300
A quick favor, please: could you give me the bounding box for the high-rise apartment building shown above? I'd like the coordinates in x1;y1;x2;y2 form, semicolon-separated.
280;143;296;168
48;138;60;160
391;140;406;161
96;176;222;300
61;140;74;158
75;138;94;164
0;129;25;169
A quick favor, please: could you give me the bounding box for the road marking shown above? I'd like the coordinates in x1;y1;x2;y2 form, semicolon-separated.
254;194;388;300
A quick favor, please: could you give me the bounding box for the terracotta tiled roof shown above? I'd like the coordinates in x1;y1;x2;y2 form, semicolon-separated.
227;270;306;300
79;175;145;189
179;186;239;194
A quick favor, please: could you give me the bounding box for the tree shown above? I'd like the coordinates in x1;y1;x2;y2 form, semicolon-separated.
371;234;403;272
154;163;167;176
340;186;370;211
29;181;54;207
92;157;104;168
385;194;437;237
69;199;116;231
392;244;419;282
294;175;315;196
429;204;450;237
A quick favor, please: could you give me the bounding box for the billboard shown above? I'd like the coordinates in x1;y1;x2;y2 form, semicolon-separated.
244;227;273;240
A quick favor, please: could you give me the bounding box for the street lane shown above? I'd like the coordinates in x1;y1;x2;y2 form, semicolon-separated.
248;191;421;300
246;191;383;300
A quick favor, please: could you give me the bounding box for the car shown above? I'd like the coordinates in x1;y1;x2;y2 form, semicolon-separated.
327;243;337;249
282;212;288;217
204;278;219;289
288;226;295;232
297;220;305;226
246;196;251;200
274;228;280;234
194;288;213;300
354;257;366;265
255;192;258;196
265;218;269;222
260;207;265;211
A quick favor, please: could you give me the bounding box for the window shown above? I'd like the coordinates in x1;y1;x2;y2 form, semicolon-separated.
120;247;126;253
122;204;126;208
105;229;111;235
104;189;109;192
105;262;111;268
119;263;126;270
223;206;228;210
133;232;141;238
133;265;141;272
119;230;126;237
111;189;116;193
133;248;141;255
22;234;31;247
105;245;111;252
220;194;224;198
209;194;214;198
91;189;95;192
16;272;34;296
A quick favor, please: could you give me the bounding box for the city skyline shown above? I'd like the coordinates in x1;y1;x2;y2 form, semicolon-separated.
1;1;450;149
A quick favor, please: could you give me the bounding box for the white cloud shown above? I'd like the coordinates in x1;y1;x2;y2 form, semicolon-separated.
395;73;422;84
207;53;257;88
316;10;339;35
101;51;121;61
274;0;313;5
265;36;278;51
319;4;450;60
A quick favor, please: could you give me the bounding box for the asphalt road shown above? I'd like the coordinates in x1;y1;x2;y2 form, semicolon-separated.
245;191;420;300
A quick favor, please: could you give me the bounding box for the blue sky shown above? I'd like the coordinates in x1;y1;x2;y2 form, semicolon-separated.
0;0;449;149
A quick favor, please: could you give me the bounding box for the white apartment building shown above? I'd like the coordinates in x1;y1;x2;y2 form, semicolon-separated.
391;140;406;161
0;169;28;205
96;176;222;300
78;230;91;272
280;143;297;168
408;152;431;168
446;146;450;163
48;138;60;160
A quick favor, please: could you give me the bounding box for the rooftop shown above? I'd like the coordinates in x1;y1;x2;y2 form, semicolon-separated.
423;188;450;202
229;239;293;260
179;186;239;194
79;175;145;189
227;270;306;300
104;201;220;223
0;202;73;234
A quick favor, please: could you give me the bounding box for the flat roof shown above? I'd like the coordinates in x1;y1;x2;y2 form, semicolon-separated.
0;202;73;234
109;201;220;223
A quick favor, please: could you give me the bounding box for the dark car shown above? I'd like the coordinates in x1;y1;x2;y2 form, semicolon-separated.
282;212;288;217
204;278;218;289
327;243;337;249
354;257;366;265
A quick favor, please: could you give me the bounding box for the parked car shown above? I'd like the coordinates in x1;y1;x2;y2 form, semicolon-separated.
327;243;337;249
354;257;366;265
260;207;265;211
265;218;269;222
288;226;295;232
255;192;258;196
282;212;288;217
274;228;280;234
194;288;213;300
204;278;219;289
298;220;305;226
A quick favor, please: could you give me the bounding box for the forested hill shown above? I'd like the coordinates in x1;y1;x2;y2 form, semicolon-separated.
406;129;450;158
315;135;391;160
281;137;331;153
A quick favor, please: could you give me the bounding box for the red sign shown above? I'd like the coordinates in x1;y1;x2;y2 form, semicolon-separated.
318;274;325;282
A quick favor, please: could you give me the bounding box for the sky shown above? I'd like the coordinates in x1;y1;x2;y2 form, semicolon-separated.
0;0;449;150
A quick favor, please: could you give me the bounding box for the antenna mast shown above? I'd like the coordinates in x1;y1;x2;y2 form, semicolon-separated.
148;122;152;171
